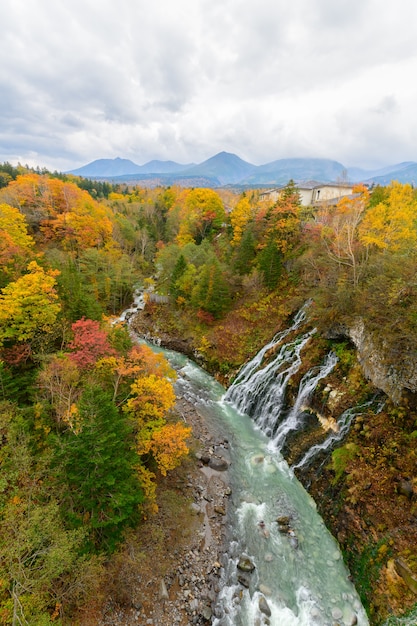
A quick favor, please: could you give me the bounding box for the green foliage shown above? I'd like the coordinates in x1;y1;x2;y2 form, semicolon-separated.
170;254;187;299
257;237;282;288
53;257;103;321
53;387;143;553
191;259;231;319
0;403;102;624
233;226;256;275
331;443;359;484
332;341;357;373
0;362;37;405
344;537;391;617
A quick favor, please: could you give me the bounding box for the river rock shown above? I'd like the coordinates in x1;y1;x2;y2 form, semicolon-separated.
159;579;169;600
397;479;414;500
237;556;256;572
258;594;272;617
208;456;229;471
259;584;272;596
200;604;212;621
252;454;265;464
331;606;343;620
237;572;251;588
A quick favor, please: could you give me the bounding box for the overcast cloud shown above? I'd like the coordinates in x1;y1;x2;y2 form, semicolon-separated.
1;0;417;171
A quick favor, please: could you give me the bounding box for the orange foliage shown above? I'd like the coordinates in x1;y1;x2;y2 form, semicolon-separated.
0;173;114;253
95;344;176;402
149;422;191;476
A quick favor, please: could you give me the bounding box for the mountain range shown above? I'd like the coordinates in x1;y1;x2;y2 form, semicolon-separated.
68;152;417;188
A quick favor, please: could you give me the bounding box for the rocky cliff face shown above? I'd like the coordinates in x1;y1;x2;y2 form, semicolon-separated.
329;319;417;404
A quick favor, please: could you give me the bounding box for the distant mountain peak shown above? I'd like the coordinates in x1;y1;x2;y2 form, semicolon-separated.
69;157;141;177
67;153;417;188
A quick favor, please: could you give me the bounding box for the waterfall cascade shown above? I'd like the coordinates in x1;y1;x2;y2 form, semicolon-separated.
224;304;341;456
293;396;383;471
132;302;370;625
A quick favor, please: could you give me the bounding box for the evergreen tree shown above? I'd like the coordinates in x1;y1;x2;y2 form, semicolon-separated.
54;387;143;553
257;238;282;289
233;226;256;275
192;260;231;318
169;253;187;300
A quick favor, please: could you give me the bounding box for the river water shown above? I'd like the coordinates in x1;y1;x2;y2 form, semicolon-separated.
147;344;368;626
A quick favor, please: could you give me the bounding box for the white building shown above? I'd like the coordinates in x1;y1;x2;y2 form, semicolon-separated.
259;181;355;207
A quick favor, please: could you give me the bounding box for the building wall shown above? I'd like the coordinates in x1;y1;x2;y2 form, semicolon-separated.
312;184;353;203
259;184;354;206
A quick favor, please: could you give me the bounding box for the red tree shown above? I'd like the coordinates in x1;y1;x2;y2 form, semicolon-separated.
68;318;114;369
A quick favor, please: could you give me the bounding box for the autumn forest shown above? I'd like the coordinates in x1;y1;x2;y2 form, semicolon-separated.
0;162;417;624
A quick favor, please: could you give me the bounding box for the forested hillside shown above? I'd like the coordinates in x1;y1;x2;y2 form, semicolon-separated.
0;170;191;624
0;164;417;624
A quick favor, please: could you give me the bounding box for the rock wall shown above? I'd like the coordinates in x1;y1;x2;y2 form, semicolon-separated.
330;318;417;404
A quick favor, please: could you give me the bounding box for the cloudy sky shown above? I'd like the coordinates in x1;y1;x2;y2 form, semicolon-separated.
1;0;417;172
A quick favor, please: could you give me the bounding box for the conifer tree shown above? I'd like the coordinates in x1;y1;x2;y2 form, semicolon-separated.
54;386;143;553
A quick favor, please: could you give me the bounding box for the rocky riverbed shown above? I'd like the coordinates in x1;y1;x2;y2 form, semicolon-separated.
92;396;231;626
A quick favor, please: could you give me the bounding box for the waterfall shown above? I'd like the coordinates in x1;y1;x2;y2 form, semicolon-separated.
135;317;370;625
229;300;312;389
224;304;338;453
269;351;338;452
293;398;376;471
225;329;315;437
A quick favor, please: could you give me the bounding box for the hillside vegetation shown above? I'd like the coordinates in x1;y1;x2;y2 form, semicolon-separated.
0;162;417;623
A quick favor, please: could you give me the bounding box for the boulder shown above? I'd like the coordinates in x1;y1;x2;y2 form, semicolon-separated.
237;556;256;572
159;579;169;600
258;594;272;617
237;572;251;588
208;456;229;471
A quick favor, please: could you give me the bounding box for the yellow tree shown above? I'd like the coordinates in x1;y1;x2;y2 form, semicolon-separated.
124;373;190;503
0;261;61;348
149;422;191;476
0;203;34;280
176;188;226;245
230;195;253;247
95;343;176;403
125;374;176;434
359;182;417;252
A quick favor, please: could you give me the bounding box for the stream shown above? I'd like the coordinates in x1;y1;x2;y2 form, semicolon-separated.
122;289;417;625
140;341;368;626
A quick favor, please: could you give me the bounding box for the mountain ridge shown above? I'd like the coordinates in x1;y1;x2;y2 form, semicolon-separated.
68;153;417;187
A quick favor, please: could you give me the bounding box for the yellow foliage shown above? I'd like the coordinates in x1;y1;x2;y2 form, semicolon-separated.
359;182;417;252
108;192;126;201
0;261;61;345
0;203;34;251
230;196;253;246
126;374;176;422
136;465;158;515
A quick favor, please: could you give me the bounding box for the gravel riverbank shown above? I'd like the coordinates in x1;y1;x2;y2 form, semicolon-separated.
93;395;231;626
